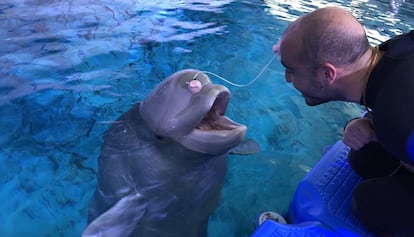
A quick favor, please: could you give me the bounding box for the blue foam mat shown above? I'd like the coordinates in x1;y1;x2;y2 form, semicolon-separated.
251;141;374;237
251;220;337;237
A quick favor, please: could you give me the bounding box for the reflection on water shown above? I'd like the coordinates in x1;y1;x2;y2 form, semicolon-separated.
0;0;233;105
264;0;413;44
390;0;406;13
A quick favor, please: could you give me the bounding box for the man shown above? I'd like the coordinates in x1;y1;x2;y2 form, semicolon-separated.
273;6;414;236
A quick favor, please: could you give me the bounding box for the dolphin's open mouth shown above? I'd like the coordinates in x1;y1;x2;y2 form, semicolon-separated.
178;87;246;154
174;81;246;155
195;91;242;131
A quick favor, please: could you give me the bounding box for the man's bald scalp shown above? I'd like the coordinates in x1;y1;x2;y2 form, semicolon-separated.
299;7;369;67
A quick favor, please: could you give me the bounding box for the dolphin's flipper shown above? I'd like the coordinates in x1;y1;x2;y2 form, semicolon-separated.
230;138;260;155
82;193;147;237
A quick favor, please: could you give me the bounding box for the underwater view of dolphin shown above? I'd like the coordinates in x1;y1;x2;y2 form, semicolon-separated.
83;69;257;237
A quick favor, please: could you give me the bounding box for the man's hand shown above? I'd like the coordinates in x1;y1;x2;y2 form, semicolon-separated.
343;118;377;150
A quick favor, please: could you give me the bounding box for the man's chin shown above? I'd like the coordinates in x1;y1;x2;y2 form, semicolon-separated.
304;97;325;106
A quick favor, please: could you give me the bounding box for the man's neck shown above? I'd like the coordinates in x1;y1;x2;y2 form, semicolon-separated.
341;46;383;104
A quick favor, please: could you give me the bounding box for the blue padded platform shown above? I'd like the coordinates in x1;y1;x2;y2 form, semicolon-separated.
251;141;375;237
251;220;337;237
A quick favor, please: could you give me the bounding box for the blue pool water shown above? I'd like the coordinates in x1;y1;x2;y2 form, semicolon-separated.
0;0;413;236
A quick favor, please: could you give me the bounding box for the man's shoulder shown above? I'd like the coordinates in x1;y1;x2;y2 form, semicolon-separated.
379;30;414;59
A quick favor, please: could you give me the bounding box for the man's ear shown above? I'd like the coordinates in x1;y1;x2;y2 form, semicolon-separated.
320;63;337;85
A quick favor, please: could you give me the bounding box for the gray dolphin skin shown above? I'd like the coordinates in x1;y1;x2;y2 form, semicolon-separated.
83;69;248;237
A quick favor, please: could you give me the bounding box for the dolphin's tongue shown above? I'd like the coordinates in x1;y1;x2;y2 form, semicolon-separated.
196;109;240;131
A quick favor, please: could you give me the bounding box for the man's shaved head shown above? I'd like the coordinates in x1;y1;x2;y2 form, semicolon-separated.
282;7;369;68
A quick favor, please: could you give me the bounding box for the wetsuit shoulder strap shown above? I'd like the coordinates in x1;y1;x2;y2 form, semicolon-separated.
378;30;414;58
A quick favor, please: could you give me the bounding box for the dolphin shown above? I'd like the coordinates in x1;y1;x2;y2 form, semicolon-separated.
83;69;254;237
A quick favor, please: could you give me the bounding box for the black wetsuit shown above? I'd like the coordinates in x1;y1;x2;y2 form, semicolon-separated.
348;30;414;236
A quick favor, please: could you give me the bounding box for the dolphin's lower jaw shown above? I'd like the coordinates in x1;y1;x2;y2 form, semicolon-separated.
175;122;247;155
